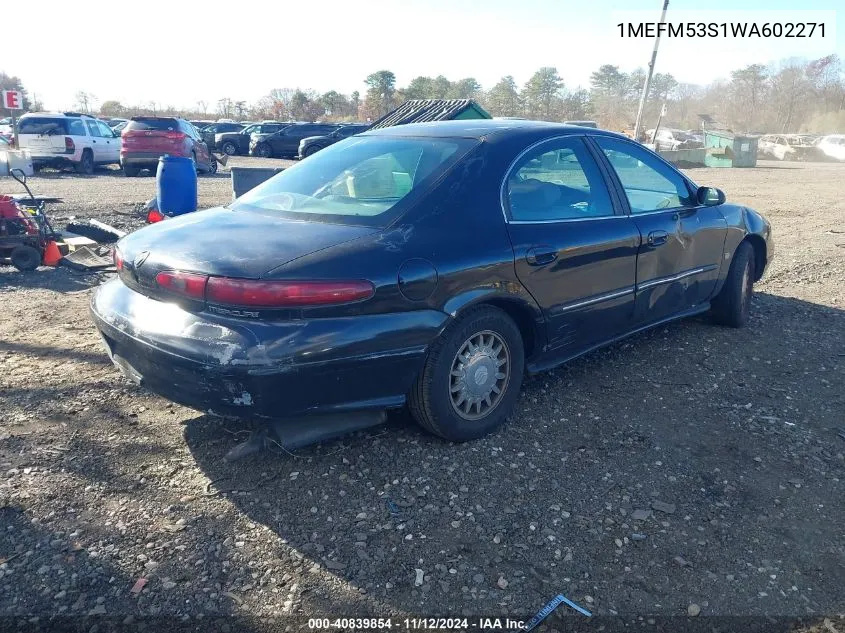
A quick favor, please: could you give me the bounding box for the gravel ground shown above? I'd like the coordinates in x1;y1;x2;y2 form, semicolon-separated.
0;160;843;630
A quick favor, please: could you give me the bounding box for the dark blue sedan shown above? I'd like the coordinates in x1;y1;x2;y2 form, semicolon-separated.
91;120;773;442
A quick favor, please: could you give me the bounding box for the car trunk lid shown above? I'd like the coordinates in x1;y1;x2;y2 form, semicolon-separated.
115;206;377;301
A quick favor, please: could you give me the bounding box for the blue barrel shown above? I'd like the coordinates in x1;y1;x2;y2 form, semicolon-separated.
156;155;197;216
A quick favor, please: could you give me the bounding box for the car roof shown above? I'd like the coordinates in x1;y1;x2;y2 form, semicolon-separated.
21;111;95;119
360;119;627;141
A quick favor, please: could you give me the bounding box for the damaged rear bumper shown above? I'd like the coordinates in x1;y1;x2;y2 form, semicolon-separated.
90;278;445;420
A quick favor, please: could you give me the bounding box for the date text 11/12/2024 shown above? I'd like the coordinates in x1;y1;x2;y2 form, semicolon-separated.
307;617;526;630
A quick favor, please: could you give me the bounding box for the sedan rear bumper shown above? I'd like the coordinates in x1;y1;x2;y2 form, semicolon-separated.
90;279;445;420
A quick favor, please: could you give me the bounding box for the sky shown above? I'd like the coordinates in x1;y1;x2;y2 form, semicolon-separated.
5;0;843;112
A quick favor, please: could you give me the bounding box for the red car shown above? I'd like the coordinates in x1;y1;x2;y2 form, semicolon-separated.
120;117;216;177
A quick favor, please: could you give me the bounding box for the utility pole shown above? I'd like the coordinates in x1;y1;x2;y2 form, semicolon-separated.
633;0;669;142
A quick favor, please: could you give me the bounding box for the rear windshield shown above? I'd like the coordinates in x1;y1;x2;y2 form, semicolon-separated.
18;117;69;135
126;118;180;131
230;136;477;227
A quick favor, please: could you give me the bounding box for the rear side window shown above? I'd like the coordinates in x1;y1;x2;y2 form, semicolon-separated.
125;118;179;132
86;121;103;137
19;118;69;135
506;137;614;221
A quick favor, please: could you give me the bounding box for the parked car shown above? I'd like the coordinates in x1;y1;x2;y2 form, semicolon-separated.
251;123;341;158
198;122;244;152
106;118;129;129
120;116;215;177
91;120;773;443
0;117;12;136
215;122;289;156
190;120;215;130
757;134;821;161
564;120;598;128
297;123;370;159
16;112;120;174
647;128;703;151
812;135;845;162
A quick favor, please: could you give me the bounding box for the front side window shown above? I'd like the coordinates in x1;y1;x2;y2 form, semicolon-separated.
595;136;694;213
67;119;87;136
231;136;476;227
506;137;614;222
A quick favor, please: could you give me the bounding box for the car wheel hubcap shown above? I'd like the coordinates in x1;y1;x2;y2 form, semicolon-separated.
449;330;510;421
741;262;751;310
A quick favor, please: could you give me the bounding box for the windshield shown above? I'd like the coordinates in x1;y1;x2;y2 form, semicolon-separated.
230;135;477;227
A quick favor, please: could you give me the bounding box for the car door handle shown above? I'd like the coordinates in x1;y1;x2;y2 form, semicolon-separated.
647;230;669;246
525;247;558;266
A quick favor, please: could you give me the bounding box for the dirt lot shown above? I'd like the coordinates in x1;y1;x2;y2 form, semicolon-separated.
0;159;843;629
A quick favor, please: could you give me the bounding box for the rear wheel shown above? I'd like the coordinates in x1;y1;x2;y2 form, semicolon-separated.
255;143;271;158
76;150;94;175
10;245;41;271
123;163;140;177
221;141;237;156
409;306;524;442
206;154;218;175
303;145;321;158
710;241;755;328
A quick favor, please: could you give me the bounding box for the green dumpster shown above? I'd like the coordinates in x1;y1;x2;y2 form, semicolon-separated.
704;131;758;168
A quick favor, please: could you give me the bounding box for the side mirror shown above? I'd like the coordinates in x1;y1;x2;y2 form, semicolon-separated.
696;186;726;206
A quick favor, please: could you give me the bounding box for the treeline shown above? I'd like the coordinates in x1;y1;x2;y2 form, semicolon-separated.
6;54;845;134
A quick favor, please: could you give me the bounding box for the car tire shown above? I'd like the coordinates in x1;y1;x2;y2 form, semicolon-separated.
409;305;524;442
123;164;140;177
206;155;218;175
191;151;197;171
221;141;237;156
255;143;271;158
304;145;321;158
76;150;94;175
710;241;755;328
10;245;41;271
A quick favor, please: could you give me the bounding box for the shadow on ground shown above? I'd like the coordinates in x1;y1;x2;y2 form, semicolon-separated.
180;293;845;617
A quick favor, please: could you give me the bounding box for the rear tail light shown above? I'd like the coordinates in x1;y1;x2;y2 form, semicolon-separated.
150;272;374;308
206;279;375;307
165;131;186;141
155;271;208;300
65;137;75;152
113;248;124;271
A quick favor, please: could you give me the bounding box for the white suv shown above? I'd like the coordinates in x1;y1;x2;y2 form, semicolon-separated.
17;112;121;174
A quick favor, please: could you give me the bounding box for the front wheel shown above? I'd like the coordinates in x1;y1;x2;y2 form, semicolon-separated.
409;306;524;442
221;141;237;156
254;143;271;158
206;155;218;175
710;241;754;328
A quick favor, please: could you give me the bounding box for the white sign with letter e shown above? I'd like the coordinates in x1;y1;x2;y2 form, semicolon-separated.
2;90;23;110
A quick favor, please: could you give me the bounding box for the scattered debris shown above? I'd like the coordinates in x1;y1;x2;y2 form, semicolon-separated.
688;603;702;617
523;593;593;632
61;245;114;271
65;219;125;244
129;577;147;594
651;500;677;514
414;569;424;587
